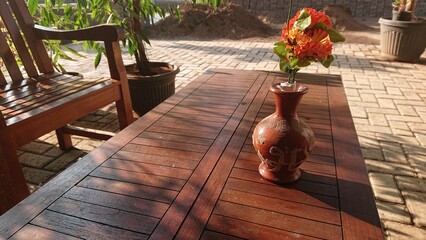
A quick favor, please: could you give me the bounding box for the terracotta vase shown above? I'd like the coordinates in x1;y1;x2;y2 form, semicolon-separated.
252;82;315;184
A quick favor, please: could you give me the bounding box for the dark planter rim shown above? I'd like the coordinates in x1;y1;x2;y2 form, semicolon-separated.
126;62;180;82
379;17;426;28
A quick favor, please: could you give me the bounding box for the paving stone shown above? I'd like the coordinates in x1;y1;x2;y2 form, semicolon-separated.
369;173;404;204
75;139;103;152
97;113;119;124
361;148;384;160
396;176;426;193
388;121;413;136
44;148;65;158
407;154;426;179
22;167;55;185
38;132;56;141
73;121;106;129
354;124;392;134
41;134;61;146
19;141;53;155
350;106;368;118
402;91;422;101
78;114;103;122
366;107;399;115
45;149;85;172
358;133;381;149
27;183;41;194
18;153;54;168
365;159;416;177
360;93;377;103
386;87;403;96
402;191;426;227
352;117;369;125
101;120;120;132
414;132;426;146
376;134;420;146
396;105;418;117
375;201;411;224
384;221;426;240
386;115;423;123
408;122;426;133
368;113;389;126
380;141;407;163
394;99;426;107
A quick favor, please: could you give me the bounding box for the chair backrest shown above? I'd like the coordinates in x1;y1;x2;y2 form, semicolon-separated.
0;0;54;85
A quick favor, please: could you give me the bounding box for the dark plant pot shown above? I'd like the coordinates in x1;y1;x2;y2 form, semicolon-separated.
379;17;426;62
127;62;179;116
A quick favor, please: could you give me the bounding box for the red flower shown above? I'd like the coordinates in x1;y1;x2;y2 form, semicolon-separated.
281;8;331;41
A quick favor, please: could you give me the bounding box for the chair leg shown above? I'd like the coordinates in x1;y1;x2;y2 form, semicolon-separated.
56;127;73;150
0;147;30;214
0;118;30;214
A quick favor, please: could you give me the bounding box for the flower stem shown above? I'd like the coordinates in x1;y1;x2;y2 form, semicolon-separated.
288;68;297;84
286;0;293;36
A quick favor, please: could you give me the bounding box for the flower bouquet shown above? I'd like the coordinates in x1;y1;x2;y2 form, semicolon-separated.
274;7;345;85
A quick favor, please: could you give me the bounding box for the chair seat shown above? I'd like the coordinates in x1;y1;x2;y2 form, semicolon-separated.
1;72;121;147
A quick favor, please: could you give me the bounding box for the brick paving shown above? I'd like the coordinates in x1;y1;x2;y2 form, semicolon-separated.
15;30;426;239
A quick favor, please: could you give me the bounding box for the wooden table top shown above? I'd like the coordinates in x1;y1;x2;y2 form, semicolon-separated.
0;69;383;239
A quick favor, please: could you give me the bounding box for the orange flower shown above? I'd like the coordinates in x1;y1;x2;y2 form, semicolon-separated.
274;7;343;83
305;8;331;29
281;8;332;41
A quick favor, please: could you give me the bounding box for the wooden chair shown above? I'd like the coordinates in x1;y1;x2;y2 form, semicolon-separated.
0;0;135;214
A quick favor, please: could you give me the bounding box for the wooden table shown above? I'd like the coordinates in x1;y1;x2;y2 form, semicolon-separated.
0;69;383;239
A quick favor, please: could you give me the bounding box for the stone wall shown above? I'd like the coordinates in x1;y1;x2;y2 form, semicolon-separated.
226;0;426;18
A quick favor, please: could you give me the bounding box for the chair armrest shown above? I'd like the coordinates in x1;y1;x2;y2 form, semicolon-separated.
33;24;125;42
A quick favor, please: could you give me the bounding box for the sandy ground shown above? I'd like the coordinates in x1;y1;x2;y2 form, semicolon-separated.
339;18;381;45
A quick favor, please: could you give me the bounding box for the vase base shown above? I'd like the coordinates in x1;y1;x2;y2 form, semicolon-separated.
259;163;301;184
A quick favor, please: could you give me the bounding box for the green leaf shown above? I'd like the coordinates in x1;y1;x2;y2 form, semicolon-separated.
313;22;328;30
327;28;345;43
94;52;102;68
320;55;334;68
63;46;85;58
279;59;288;72
273;42;289;59
58;63;67;73
297;59;311;68
295;9;311;30
289;58;299;68
28;0;38;16
78;0;87;8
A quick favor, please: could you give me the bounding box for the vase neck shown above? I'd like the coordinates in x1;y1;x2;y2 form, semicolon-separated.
270;83;308;119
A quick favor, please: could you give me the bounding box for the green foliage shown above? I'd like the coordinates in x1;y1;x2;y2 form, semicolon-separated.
295;9;311;30
327;28;345;43
29;0;98;72
392;0;401;8
190;0;224;9
30;0;179;74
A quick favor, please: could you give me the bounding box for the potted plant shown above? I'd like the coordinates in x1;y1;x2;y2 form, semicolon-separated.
379;0;426;62
392;0;416;21
32;0;180;116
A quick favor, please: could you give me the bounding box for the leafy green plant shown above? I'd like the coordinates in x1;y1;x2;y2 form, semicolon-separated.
29;0;179;75
190;0;224;9
27;0;92;72
392;0;418;21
